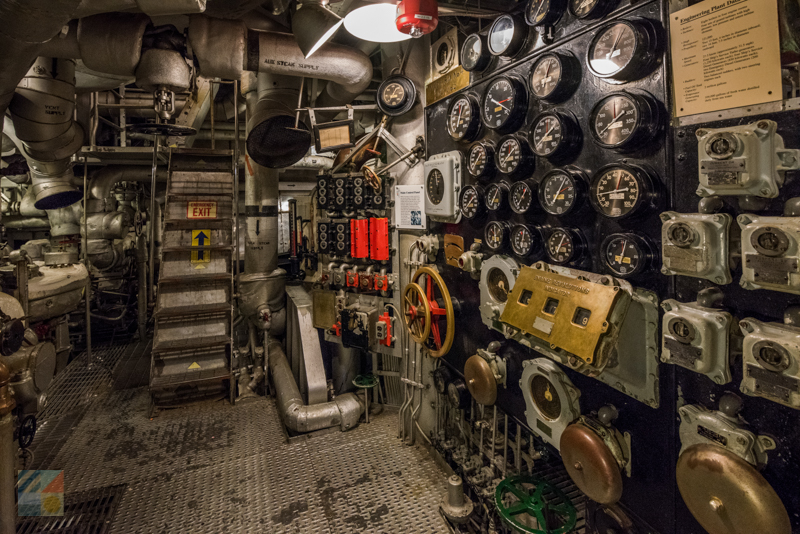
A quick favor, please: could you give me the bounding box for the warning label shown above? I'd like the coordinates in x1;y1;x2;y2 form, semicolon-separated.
191;230;211;265
187;201;217;219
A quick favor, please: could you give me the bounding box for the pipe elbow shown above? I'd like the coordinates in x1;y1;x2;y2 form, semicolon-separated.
188;15;247;80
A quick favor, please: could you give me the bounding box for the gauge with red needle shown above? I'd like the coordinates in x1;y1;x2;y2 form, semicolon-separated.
530;110;581;161
495;134;534;179
481;76;528;134
484;220;511;252
446;94;481;142
510;180;537;214
538;168;587;217
546;227;585;264
601;232;654;278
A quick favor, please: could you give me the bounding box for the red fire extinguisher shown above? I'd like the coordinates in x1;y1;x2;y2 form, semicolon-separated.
396;0;438;37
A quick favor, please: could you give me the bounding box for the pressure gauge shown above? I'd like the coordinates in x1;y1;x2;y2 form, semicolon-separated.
496;135;535;179
485;181;510;213
568;0;618;20
467;143;496;181
424;151;463;223
510;180;537;215
525;0;566;27
601;232;655;278
538;168;587;217
484;220;511;252
590;163;656;219
546;228;585;264
488;14;527;57
427;169;445;205
530;110;581;161
447;95;482;143
377;75;416;116
529;52;580;103
589;91;660;151
459;184;486;220
482;76;528;134
510;224;544;259
461;33;492;72
587;19;660;83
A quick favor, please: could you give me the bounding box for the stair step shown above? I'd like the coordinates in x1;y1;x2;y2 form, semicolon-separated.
150;367;230;390
164;218;232;230
153;334;231;353
155;302;231;318
161;245;233;253
158;273;231;285
167;193;232;199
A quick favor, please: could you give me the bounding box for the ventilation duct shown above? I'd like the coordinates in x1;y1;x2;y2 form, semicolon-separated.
8;58;84;210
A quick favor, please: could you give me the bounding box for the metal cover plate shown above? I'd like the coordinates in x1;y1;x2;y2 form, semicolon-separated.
464;354;497;405
501;266;620;365
560;423;623;505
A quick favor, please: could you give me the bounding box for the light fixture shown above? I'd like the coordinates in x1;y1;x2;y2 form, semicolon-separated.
343;3;412;44
293;2;344;58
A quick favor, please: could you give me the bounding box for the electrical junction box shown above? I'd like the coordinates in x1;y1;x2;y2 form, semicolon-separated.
424;151;462;223
520;358;581;450
340;306;378;350
738;214;800;294
739;317;800;410
660;211;732;285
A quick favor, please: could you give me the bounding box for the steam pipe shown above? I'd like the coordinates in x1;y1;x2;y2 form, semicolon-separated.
268;340;363;433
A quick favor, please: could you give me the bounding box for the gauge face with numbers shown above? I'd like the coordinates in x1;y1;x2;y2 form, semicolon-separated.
485;220;509;251
602;233;650;277
591;93;639;148
569;0;616;20
485;182;508;212
547;228;578;264
588;21;637;77
447;95;480;142
468;143;495;180
526;0;564;26
497;136;522;175
590;166;643;218
530;54;567;101
511;224;540;258
510;180;535;214
531;114;565;157
482;77;526;133
539;170;581;216
459;184;485;220
426;168;445;205
381;82;406;108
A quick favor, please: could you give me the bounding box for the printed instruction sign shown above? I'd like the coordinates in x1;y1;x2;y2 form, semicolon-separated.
191;229;211;264
670;0;782;117
187;201;217;219
394;185;426;230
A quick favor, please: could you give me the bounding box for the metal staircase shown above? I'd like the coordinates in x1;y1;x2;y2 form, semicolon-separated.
150;149;235;408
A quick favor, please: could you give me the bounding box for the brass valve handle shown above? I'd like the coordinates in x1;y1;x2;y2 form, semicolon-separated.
411;266;455;358
402;282;431;344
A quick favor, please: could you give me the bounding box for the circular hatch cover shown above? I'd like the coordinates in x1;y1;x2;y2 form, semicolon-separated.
560;422;623;505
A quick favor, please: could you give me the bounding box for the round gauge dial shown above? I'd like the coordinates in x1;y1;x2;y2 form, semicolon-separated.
529;53;579;103
426;168;445;205
588;20;659;82
482;76;528;134
525;0;566;27
547;228;584;264
510;180;536;214
601;233;653;278
377;75;416;116
461;33;492;72
487;267;511;303
488;14;527;57
569;0;617;20
496;135;534;178
538;169;585;216
590;164;654;219
530;111;580;160
485;182;509;213
459;184;486;220
467;143;496;181
531;374;561;420
485;220;510;251
590;92;658;150
510;224;543;259
447;95;481;142
381;83;405;107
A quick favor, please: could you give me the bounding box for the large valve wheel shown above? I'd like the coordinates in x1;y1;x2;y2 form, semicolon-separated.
495;475;577;534
402;282;431;343
411;266;455;358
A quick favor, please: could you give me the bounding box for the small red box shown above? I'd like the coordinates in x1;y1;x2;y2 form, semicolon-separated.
370;218;389;261
350;218;370;258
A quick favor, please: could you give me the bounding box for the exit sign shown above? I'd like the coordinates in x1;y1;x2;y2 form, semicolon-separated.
187;201;217;219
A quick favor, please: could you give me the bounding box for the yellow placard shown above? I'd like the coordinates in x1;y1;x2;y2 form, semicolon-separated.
191;229;211;264
670;0;782;117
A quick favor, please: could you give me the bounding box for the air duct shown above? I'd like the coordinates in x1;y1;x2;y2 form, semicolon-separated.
269;340;363;433
8;58;84;210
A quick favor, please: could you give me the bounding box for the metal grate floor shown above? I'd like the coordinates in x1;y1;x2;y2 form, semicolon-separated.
16;484;127;534
24;342;450;534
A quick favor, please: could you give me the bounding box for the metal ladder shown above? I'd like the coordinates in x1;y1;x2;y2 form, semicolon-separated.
150;149;235;408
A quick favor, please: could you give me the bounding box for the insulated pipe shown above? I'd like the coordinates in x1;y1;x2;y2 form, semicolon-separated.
268;341;363;433
88;165;168;201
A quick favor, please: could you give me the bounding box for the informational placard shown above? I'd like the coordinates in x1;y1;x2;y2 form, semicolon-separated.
394;185;426;230
670;0;782;117
187;201;217;219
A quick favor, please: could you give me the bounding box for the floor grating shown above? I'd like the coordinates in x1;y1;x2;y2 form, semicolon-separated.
16;484;128;534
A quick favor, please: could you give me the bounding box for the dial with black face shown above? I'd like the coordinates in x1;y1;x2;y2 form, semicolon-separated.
426;168;445;205
468;143;496;181
510;180;536;214
525;0;565;27
447;95;481;142
590;92;659;150
485;220;510;251
547;228;584;264
590;164;654;219
459;184;486;220
530;111;580;160
485;182;509;213
569;0;617;20
488;14;527;57
588;20;659;82
482;77;527;134
510;224;543;258
601;233;653;278
487;267;511;303
538;169;585;216
381;83;405;107
529;53;579;103
496;135;534;178
461;33;492;72
377;75;416;116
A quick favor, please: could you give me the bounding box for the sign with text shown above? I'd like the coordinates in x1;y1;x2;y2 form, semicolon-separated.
187;201;217;219
670;0;782;117
191;229;211;264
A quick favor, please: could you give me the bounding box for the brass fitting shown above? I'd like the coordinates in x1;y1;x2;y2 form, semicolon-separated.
0;361;15;416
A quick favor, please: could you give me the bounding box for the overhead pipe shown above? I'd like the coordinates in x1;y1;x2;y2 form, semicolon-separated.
268;340;363;433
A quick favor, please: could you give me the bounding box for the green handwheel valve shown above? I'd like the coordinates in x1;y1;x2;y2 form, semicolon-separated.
494;475;577;534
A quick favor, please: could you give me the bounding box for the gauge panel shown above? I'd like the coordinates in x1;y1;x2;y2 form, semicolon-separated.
495;135;535;179
590;163;656;220
587;19;660;83
601;232;654;278
538;168;587;217
488;14;527;57
467;143;497;181
485;182;510;214
509;180;537;215
459;184;486;220
529;52;581;103
446;95;481;143
481;76;528;134
510;224;544;259
546;227;586;264
461;33;492;72
530;110;581;161
484;220;511;252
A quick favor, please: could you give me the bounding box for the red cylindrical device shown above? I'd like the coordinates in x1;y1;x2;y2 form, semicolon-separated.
396;0;438;37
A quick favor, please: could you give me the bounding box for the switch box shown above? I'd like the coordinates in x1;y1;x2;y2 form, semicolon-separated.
661;211;732;285
424;151;462;223
738;214;800;294
739;317;800;410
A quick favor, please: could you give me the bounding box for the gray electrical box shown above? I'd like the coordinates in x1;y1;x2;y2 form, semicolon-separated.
661;211;732;284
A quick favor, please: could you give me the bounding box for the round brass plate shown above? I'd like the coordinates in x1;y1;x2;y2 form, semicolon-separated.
676;444;790;534
464;355;497;405
560;423;623;505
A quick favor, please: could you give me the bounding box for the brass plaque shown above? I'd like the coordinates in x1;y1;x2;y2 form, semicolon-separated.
444;234;464;268
500;266;621;364
311;290;336;329
426;66;470;106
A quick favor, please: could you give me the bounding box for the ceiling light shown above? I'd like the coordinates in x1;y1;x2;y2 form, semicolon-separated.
343;4;412;44
294;3;344;58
